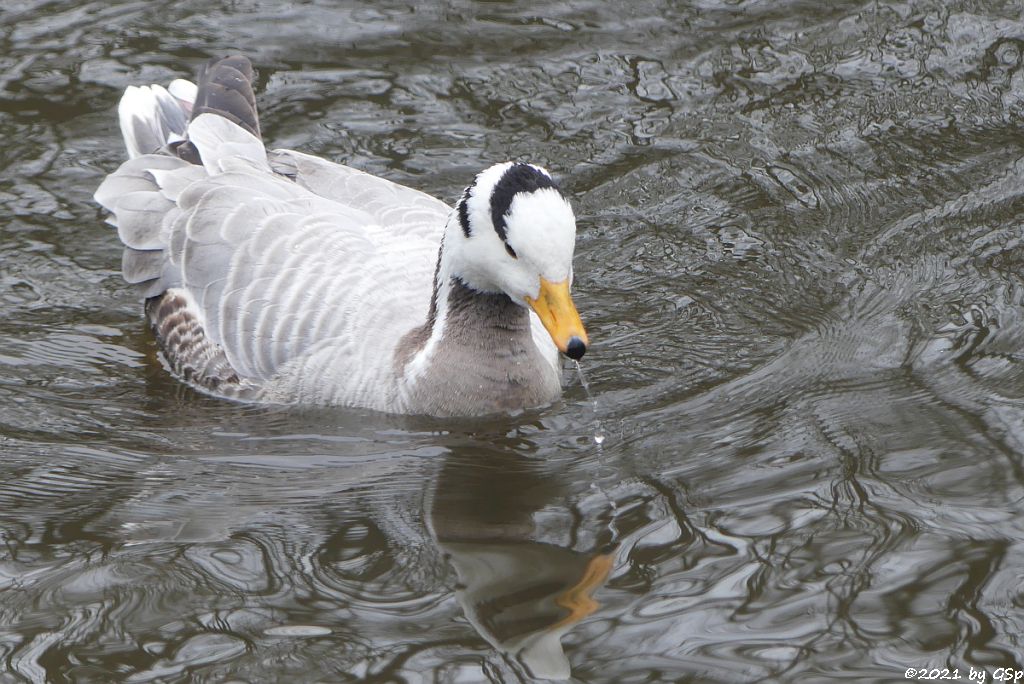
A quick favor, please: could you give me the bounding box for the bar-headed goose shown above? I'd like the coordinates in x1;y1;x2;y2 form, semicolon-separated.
95;56;589;416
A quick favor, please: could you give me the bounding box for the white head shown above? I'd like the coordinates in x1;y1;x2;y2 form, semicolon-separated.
445;162;589;359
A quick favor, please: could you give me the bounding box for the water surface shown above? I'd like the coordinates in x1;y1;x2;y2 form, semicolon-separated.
2;1;1024;681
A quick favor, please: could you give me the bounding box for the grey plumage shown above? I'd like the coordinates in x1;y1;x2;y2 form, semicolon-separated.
95;56;573;415
402;278;561;415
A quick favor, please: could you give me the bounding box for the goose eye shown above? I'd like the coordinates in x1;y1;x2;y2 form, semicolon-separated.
505;243;518;259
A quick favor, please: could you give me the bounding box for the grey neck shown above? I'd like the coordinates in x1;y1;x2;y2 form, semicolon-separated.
399;274;561;416
442;277;531;344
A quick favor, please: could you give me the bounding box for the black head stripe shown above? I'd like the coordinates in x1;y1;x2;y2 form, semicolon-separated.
489;163;561;242
457;185;472;238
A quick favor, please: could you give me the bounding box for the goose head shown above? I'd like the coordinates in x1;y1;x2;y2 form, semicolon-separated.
446;162;589;360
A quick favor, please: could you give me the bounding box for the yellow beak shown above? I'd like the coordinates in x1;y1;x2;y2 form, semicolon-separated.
526;277;589;359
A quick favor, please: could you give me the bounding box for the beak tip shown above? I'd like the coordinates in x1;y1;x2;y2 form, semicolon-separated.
565;336;587;360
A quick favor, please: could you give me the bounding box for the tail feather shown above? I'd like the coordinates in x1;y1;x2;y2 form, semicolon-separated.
117;84;191;158
114;56;261;164
174;56;262;165
167;78;198;114
98;55;269;305
191;55;261;138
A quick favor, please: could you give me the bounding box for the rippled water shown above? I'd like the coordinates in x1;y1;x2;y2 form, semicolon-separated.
3;1;1024;681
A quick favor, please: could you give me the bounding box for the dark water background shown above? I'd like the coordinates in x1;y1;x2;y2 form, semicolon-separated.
3;1;1024;682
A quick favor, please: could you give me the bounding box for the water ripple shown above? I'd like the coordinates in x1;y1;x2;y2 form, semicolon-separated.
3;0;1024;681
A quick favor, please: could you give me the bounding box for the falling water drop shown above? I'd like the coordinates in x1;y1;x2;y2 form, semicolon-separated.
574;360;619;541
573;360;605;446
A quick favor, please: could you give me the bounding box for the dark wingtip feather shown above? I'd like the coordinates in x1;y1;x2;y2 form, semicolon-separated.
176;55;262;164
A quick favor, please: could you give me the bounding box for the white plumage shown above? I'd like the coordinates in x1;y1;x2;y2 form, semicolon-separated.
95;57;589;416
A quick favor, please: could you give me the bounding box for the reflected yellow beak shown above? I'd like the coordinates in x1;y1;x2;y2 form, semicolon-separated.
526;277;589;359
552;553;614;629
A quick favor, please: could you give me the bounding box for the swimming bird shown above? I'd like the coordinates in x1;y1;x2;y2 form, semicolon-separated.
94;56;589;416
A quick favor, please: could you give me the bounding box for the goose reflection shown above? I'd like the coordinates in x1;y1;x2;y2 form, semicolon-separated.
428;446;616;680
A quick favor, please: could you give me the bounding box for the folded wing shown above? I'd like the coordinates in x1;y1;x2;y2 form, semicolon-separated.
96;112;449;400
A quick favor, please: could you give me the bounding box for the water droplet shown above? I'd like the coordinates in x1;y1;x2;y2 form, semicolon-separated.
573;361;605;448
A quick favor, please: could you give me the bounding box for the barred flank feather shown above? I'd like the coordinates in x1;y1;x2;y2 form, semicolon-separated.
145;289;256;398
